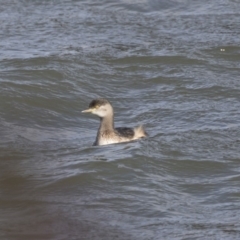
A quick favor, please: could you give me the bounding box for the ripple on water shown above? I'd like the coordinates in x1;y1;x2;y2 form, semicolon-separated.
1;0;240;239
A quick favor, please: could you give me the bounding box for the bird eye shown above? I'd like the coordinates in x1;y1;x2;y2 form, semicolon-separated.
99;106;106;111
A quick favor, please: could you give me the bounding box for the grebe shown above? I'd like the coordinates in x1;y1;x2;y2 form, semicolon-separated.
82;98;147;146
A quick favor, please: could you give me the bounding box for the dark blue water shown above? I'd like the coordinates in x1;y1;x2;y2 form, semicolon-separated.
1;0;240;239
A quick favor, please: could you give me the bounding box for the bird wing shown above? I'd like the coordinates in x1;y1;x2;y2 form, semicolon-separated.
115;127;135;138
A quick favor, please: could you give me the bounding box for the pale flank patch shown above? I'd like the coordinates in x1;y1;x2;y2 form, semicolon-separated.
133;125;147;139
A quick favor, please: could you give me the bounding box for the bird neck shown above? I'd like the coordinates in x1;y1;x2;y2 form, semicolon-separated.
99;114;114;132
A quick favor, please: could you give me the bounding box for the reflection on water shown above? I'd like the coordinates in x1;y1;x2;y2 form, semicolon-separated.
1;0;240;239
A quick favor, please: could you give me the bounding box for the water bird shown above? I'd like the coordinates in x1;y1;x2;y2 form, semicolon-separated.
82;98;147;146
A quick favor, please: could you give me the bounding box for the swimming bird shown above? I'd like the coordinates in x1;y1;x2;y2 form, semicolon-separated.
82;98;147;146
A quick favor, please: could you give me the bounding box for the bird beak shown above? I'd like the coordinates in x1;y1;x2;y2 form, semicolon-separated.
82;108;93;113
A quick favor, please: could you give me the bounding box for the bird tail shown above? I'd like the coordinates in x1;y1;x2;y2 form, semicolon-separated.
133;125;148;139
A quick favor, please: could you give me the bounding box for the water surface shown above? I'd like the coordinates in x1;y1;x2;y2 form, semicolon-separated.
1;0;240;239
